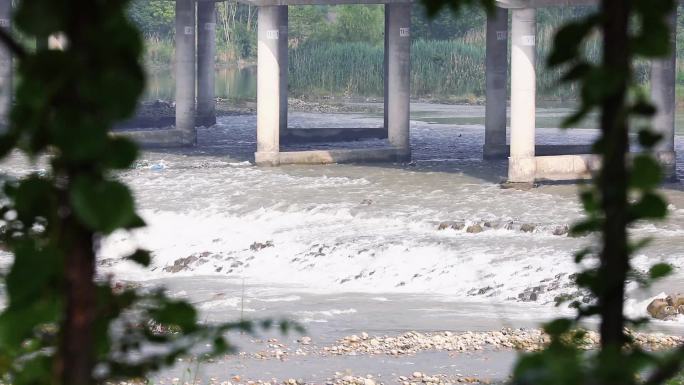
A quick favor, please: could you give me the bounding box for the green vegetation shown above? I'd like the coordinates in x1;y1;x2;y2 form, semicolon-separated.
128;1;684;101
289;42;384;97
665;373;684;385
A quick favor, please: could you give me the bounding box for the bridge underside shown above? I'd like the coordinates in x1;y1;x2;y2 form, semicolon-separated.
100;0;677;182
483;4;677;183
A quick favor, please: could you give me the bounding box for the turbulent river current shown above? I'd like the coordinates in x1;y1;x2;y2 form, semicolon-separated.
2;103;684;382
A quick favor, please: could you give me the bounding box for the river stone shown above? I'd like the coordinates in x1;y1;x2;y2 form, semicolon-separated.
250;241;274;251
553;225;569;236
648;298;668;317
438;221;465;231
163;254;199;273
518;291;538;302
298;336;312;345
647;298;678;320
520;223;536;233
666;293;684;307
466;224;483;233
657;305;679;320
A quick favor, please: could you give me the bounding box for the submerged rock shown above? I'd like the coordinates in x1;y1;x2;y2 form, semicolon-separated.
163;254;199;273
250;241;274;251
437;221;465;231
520;223;536;233
552;225;569;236
666;293;684;307
466;224;483;234
518;291;538;302
647;294;684;320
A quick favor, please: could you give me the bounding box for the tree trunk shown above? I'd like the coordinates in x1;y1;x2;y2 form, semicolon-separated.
54;199;96;385
598;0;631;349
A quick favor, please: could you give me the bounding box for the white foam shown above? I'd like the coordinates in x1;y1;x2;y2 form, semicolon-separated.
256;295;302;302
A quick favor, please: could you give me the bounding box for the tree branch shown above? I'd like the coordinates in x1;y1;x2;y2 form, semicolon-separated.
0;27;26;59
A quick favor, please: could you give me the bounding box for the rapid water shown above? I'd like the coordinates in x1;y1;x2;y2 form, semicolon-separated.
2;103;684;334
102;103;684;326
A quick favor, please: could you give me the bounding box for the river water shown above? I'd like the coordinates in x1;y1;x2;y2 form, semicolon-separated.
2;103;684;383
98;102;684;331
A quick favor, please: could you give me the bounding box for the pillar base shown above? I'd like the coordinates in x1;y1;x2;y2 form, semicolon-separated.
196;115;217;128
483;144;508;160
500;181;536;190
655;150;678;181
394;147;412;162
180;129;197;146
507;156;536;184
255;151;280;166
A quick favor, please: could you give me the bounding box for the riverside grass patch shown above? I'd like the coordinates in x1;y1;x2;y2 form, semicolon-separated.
287;31;659;101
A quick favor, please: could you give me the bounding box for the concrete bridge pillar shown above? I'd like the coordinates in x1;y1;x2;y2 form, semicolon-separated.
197;0;217;127
279;7;289;136
255;5;288;166
508;7;536;184
0;0;11;131
385;3;411;160
484;7;509;159
651;9;677;180
175;0;197;145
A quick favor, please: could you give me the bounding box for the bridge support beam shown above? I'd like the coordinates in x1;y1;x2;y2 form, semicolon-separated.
507;7;536;184
651;9;677;180
197;0;216;127
175;0;197;145
484;7;509;159
0;0;11;131
255;5;288;166
279;6;289;136
385;3;411;161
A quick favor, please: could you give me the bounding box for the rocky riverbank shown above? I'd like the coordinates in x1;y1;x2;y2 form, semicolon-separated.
237;329;683;361
110;328;683;385
116;98;383;130
113;371;499;385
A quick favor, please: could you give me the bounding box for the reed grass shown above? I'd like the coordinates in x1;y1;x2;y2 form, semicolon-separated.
289;23;665;100
141;23;682;101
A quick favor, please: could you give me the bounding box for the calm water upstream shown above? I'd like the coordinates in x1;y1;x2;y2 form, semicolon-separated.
145;67;684;133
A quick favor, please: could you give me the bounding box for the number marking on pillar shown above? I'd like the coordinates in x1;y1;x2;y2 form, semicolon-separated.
496;31;507;41
184;26;194;35
521;35;535;46
267;30;279;40
399;27;410;37
0;19;8;28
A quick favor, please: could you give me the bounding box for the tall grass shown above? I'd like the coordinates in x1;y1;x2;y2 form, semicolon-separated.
410;39;485;98
141;36;250;69
289;23;664;101
289;42;384;96
141;19;681;102
143;35;174;68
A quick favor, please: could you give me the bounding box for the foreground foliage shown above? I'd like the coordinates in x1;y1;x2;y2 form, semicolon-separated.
0;1;297;384
425;0;684;384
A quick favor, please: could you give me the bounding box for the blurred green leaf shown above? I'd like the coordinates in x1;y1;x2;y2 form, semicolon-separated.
69;177;136;234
